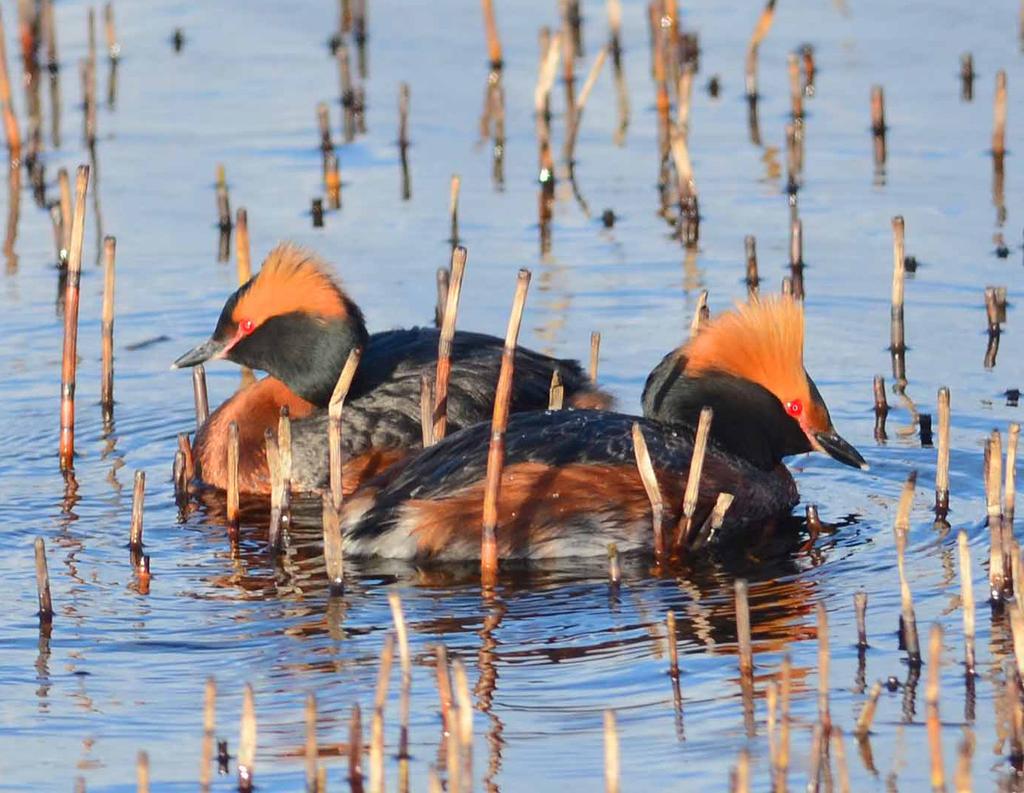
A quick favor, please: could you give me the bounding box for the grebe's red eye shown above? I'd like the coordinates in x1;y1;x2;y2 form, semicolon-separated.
786;399;803;417
239;318;255;336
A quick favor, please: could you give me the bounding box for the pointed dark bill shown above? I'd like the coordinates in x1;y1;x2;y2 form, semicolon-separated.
815;429;869;471
172;338;225;369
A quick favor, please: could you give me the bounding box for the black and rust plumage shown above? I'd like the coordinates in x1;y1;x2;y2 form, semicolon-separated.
339;297;867;559
172;244;611;494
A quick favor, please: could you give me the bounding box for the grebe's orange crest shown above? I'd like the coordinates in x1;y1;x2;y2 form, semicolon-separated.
232;243;349;328
682;296;829;432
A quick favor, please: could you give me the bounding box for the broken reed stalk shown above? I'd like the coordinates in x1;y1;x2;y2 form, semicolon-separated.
855;591;868;648
673;407;713;549
787;53;803;120
984;287;1002;368
956;530;976;676
549;369;564;409
960;53;975;101
632;422;666;559
34;537;53;623
100;236;116;418
692;492;734;551
226;421;240;536
129;470;145;552
238;683;256;792
370;634;394;793
735;579;753;675
890;216;907;386
265;430;282;540
388;593;412;780
272;408;293;550
104;2;118;60
563;45;608;164
433;246;468;443
926;624;945;790
535;33;561;185
448;174;460;243
349;703;364;793
481;269;531;580
669;123;699;246
873;375;888;442
992;69;1007;161
481;0;503;69
744;0;776;101
192;365;209;431
744;235;759;297
589;331;601;383
987;430;1005;601
0;7;22;161
328;348;363;509
215;164;231;231
895;471;921;666
936;387;950;517
690;290;708;338
326;152;342;209
854;680;882;738
871;85;887;170
788;218;804;300
58;165;89;472
817;602;831;731
420;375;433;447
177;433;194;482
235;208;251;286
305;693;318;792
604;710;619;793
199;678;216;791
322;493;344;595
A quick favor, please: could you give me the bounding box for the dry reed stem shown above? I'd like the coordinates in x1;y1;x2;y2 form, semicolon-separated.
744;0;777;99
666;610;679;678
563;46;608;163
987;430;1005;599
993;70;1007;159
691;492;734;550
588;331;601;383
735;579;753;674
871;85;886;133
732;747;750;793
744;236;759;297
787;53;803;119
103;3;118;59
855;591;868;648
604;711;619;793
275;408;293;546
449;174;460;242
481;269;531;579
322;493;344;593
0;7;22;162
832;728;851;793
177;433;194;481
434;247;468;442
451;659;473;785
631;422;665;558
895;471;921;664
854;681;882;736
1006;423;1019;528
58;168;71;260
435;646;453;736
199;678;215;791
677;65;694;138
807;723;823;792
349;704;364;793
690;290;708;339
137;750;149;793
328;348;362;509
535;34;561;150
215;164;231;231
388;592;412;767
238;684;256;791
370;634;394;793
817;602;831;731
926;624;945;790
481;0;502;66
226;422;240;533
420;375;433;447
956;531;976;675
936;387;950;514
265;429;281;537
674;407;713;549
890;216;906;382
873;375;888;441
129;470;145;551
326;152;341;209
192;365;209;430
34;537;53;622
305;692;318;791
548;370;564;409
58;165;89;471
235;208;250;286
98;236;117;416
